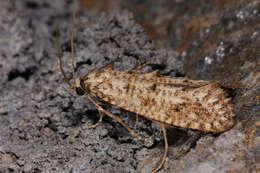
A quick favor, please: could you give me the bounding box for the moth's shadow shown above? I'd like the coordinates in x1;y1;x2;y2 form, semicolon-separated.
166;128;203;149
167;128;189;146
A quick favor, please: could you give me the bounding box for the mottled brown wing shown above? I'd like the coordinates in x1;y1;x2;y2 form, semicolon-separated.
154;82;234;132
85;69;234;132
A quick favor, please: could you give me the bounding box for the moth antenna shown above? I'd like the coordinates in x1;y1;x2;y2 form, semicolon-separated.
71;0;77;85
56;23;72;88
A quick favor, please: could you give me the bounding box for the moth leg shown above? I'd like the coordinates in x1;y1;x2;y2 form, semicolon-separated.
175;131;202;159
87;95;153;141
130;62;151;72
135;113;139;124
89;109;104;129
100;108;153;141
152;125;168;173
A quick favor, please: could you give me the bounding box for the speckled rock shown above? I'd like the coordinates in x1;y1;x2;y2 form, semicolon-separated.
0;0;259;173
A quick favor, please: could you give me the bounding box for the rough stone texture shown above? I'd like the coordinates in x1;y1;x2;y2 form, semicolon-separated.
0;0;259;173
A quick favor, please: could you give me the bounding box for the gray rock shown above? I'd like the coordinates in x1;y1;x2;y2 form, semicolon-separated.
0;0;259;173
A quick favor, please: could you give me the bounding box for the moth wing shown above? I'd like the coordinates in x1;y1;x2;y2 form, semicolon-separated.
156;76;211;87
137;69;160;78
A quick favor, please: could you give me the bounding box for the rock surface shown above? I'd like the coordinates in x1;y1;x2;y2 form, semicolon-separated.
0;0;259;173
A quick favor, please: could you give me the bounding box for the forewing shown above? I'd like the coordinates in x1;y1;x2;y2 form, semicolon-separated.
86;70;234;132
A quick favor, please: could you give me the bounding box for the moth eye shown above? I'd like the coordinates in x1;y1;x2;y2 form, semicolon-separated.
76;87;85;96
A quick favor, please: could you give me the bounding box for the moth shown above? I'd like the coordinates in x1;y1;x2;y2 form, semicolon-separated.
56;0;235;172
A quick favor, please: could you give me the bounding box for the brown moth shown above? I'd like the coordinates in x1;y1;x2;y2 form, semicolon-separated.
78;67;234;132
56;0;235;172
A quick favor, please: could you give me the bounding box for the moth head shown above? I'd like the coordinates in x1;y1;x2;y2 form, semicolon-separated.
73;78;87;96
